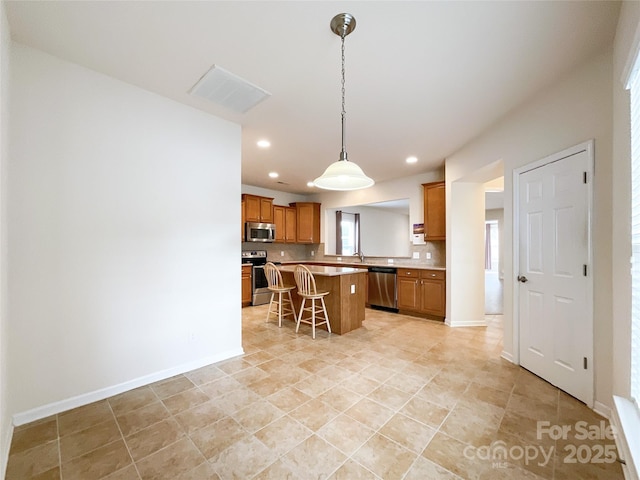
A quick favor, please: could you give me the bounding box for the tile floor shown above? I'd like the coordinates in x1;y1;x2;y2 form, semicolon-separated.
6;307;623;480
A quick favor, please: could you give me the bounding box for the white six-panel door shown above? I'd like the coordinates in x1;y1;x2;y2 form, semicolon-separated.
517;146;592;404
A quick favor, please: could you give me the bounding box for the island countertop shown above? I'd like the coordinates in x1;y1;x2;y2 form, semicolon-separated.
278;264;367;277
281;261;446;271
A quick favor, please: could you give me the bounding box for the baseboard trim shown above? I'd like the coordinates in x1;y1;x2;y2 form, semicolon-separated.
1;422;13;480
445;318;487;328
12;347;244;427
593;401;612;420
500;351;514;364
612;396;640;480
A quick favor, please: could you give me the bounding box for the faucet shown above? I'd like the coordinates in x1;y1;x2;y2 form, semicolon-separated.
353;251;365;263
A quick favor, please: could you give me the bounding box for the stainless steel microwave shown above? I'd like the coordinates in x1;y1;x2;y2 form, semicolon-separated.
245;222;276;243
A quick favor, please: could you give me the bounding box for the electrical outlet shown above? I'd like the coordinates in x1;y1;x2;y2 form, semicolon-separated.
350;284;356;294
280;251;284;257
337;256;342;261
388;258;394;264
426;252;432;259
412;252;420;259
188;331;196;343
311;251;314;257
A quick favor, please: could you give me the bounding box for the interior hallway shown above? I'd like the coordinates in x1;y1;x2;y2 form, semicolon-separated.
5;307;621;479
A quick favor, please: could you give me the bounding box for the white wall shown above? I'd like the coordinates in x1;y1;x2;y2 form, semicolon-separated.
446;50;613;408
612;1;640;400
0;2;10;476
8;44;242;422
241;184;308;207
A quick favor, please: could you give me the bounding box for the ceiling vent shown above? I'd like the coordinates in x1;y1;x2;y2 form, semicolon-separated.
189;65;271;114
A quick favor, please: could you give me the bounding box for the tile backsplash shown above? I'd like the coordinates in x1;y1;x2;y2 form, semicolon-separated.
241;241;445;268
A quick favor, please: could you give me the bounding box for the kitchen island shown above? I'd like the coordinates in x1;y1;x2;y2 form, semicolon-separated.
278;265;367;335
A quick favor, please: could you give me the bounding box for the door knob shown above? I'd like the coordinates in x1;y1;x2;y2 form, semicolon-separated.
517;275;528;283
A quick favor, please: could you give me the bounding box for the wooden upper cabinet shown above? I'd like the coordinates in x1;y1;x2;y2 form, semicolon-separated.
284;207;297;243
273;206;286;242
242;194;274;223
422;181;446;241
291;202;321;244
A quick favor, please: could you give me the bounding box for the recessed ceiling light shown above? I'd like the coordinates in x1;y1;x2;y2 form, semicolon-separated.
257;140;271;148
307;182;315;187
406;156;418;164
268;172;279;178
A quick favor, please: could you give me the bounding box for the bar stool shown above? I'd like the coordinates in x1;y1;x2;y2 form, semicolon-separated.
264;262;296;327
293;264;331;339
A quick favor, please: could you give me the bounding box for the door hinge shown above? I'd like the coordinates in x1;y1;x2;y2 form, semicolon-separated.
583;264;588;276
583;171;588;184
583;357;588;369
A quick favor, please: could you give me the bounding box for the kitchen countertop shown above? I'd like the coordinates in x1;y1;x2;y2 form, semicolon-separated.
281;260;446;271
278;264;368;277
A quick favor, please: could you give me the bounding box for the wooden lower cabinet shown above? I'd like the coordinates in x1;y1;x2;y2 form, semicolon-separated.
397;268;445;319
242;265;252;307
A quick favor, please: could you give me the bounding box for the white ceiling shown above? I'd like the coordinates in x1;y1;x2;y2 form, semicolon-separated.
5;1;620;194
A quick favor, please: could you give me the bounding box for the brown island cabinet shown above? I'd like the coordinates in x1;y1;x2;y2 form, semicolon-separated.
397;268;446;319
278;265;367;335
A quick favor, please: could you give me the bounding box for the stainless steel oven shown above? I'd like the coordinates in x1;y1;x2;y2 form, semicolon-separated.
241;250;271;306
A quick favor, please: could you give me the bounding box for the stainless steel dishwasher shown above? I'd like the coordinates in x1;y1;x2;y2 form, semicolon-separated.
367;266;398;311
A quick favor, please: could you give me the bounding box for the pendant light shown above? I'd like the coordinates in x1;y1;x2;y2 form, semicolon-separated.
313;13;375;191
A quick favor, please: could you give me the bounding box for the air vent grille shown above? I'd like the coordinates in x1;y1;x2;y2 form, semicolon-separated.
189;65;271;114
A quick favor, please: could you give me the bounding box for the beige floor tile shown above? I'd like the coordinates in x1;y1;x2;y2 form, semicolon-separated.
101;464;141;480
289;397;340;431
189;417;247;460
252;459;297;479
384;372;428;395
345;397;395;430
59;418;122;462
230;366;270;386
217;357;252;375
61;439;132;480
462;381;511;410
184;364;226;386
58;400;114;436
231;398;285;433
328;459;381;479
6;440;60;479
400;396;450;429
173;399;227;434
266;386;313;412
366;384;412;411
282;434;347;479
342;374;381;396
317;384;362;412
175;461;220;480
210;435;279;480
317;413;375;456
422;431;488;480
149;375;195;399
242;350;275;366
404;456;462;479
352;432;417;480
116;401;171;437
379;413;436;454
9;419;58;456
506;392;558;423
161;388;210;415
108;387;158;416
197;375;244;399
440;403;503;447
210;386;261;415
247;375;290;397
124;418;185;461
294;373;337;398
254;415;313;456
135;437;205;480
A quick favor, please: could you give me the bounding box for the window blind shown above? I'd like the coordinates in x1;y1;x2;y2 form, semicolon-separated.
629;61;640;402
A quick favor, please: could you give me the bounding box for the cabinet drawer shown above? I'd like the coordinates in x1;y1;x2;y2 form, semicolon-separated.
398;268;419;278
420;270;445;280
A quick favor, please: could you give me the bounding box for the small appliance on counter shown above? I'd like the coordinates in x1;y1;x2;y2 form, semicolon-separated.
241;250;271;306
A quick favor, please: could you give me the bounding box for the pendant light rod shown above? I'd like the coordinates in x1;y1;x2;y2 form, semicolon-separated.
332;13;355;162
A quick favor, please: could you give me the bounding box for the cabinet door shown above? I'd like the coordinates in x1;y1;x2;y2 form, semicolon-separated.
423;182;446;240
273;206;286;242
285;207;297;243
419;272;445;316
260;198;274;223
295;202;320;244
241;199;246;241
244;195;261;222
397;275;420;311
241;265;252;307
